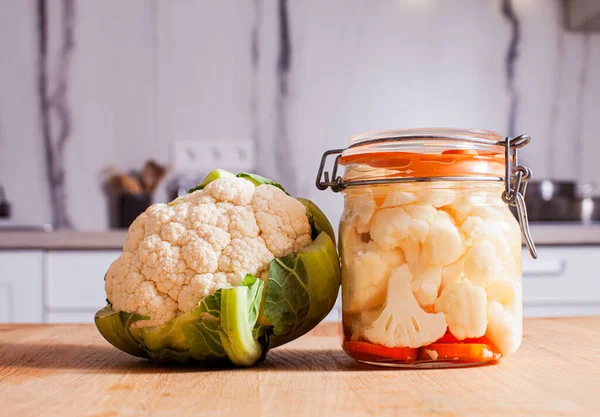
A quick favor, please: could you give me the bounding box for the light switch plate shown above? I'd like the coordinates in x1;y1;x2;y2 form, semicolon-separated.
171;139;255;174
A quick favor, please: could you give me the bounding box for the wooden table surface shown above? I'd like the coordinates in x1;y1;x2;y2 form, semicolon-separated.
1;318;599;417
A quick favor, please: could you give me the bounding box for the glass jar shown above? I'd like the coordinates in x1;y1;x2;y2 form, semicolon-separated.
317;128;537;368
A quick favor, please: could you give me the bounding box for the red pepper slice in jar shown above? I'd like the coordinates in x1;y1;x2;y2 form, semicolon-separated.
419;343;501;363
343;341;418;362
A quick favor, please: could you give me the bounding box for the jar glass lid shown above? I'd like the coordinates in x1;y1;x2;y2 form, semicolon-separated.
348;128;502;146
344;128;504;159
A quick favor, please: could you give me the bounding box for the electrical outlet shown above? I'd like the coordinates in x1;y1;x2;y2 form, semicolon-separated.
171;139;255;174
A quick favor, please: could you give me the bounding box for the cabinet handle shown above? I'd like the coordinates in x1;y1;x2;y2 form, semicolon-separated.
522;259;566;277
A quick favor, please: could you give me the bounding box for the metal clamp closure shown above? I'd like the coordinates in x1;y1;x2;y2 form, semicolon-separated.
501;135;537;259
316;149;345;192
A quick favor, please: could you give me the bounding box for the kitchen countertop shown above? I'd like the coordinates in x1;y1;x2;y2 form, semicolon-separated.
1;318;598;416
0;223;599;250
529;223;600;245
0;230;127;249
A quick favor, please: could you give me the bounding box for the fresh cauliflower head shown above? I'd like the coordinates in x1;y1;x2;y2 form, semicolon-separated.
105;177;312;327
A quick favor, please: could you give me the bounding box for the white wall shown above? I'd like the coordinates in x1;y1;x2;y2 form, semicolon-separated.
1;0;599;230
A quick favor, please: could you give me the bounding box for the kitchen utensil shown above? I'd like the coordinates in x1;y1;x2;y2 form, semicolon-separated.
525;180;579;222
118;193;151;228
574;197;600;222
574;183;600;223
106;169;144;195
118;174;144;194
141;160;168;194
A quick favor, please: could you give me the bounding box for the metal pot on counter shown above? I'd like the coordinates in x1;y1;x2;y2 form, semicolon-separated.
524;180;600;222
575;184;600;223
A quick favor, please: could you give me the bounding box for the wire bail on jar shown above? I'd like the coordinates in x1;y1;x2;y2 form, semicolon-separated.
316;134;538;259
501;135;537;259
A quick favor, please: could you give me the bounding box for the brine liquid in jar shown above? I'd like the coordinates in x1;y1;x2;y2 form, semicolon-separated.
317;128;536;368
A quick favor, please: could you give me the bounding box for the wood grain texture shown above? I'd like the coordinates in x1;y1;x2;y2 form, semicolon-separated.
1;318;599;417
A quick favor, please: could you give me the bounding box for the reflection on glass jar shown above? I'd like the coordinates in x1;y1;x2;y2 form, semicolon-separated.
317;128;536;368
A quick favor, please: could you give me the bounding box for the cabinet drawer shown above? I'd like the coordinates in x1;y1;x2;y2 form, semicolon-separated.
522;247;600;310
45;250;121;309
0;250;44;323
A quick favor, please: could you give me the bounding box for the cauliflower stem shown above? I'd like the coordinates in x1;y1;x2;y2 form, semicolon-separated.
219;278;264;366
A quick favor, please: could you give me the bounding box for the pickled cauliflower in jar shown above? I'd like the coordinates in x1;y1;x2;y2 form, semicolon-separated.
340;182;522;366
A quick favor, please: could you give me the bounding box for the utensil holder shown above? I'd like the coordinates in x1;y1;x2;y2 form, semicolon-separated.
117;193;151;229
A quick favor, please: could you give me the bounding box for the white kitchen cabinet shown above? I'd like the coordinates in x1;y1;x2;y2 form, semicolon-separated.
522;247;600;317
45;250;121;322
0;251;44;322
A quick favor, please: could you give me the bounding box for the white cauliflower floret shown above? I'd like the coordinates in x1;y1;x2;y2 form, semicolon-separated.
422;210;462;266
404;204;438;224
461;215;519;281
370;205;437;278
219;204;260;239
463;240;503;285
105;178;312;328
485;276;518;306
486;300;522;356
217;237;274;273
181;238;219;274
380;191;417;208
252;185;312;257
124;213;147;252
370;205;434;250
345;194;377;233
365;241;404;266
177;272;232;312
412;266;443;308
203;177;255;205
446;194;487;224
105;253;179;327
363;265;447;348
339;221;362;269
417;189;456;207
435;280;487;340
440;257;465;291
341;239;404;314
471;205;505;221
370;205;461;280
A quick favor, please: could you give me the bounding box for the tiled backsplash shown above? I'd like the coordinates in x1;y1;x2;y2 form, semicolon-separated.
1;0;599;230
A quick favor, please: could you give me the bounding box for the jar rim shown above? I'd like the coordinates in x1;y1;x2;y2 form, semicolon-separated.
348;128;503;147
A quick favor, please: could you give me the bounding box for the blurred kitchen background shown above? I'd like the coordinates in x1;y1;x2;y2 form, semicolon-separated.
1;0;600;323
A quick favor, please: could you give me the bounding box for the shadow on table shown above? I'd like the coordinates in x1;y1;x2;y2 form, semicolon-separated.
0;342;429;373
258;349;386;372
0;342;226;374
